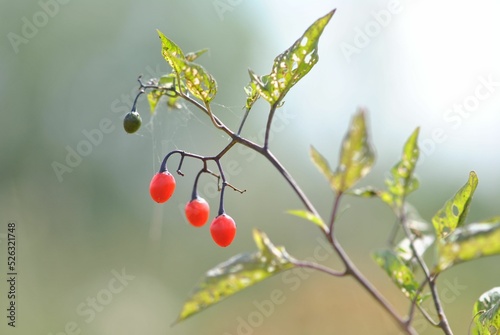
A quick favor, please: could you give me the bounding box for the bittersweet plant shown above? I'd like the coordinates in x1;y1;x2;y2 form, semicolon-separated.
124;9;500;334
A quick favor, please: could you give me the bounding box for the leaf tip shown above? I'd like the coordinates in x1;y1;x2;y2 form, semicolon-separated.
323;8;337;22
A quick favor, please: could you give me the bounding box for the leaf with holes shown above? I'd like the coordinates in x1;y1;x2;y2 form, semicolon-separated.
472;287;500;334
157;30;186;75
432;171;478;240
436;223;500;272
157;30;217;103
248;9;335;105
330;110;375;193
244;78;261;110
175;229;295;323
178;60;217;103
372;249;425;304
380;128;420;208
287;209;328;232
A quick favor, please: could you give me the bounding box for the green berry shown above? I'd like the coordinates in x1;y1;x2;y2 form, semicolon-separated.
123;110;142;134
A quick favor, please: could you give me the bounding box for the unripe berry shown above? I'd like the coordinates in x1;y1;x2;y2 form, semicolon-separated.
149;171;176;203
210;214;236;247
185;197;210;227
123;110;142;134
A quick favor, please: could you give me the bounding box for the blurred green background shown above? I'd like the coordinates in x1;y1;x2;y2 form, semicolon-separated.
1;1;500;334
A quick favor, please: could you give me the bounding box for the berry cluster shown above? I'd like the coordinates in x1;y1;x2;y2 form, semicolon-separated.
123;78;244;247
147;155;239;247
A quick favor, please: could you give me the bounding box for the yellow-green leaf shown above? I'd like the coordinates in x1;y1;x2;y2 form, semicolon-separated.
372;249;424;304
436;223;500;272
347;186;379;198
146;74;179;112
472;287;500;335
432;171;478;240
157;30;217;103
249;9;336;105
287;209;328;232
180;60;217;103
185;48;209;62
482;216;500;224
310;145;334;183
381;128;420;208
331;110;375;193
157;30;185;75
175;229;295;323
147;90;162;112
243;78;260;110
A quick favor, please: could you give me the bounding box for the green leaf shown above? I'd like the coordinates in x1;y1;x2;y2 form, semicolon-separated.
249;9;336;105
331;110;375;193
372;249;424;304
185;48;209;62
287;209;328;232
157;30;186;75
146;74;180;112
432;171;478;240
347;186;380;198
380;128;420;208
473;287;500;334
157;30;217;103
243;79;261;110
310;145;334;184
436;223;500;272
175;229;295;323
147;90;162;112
179;60;218;103
482;216;500;224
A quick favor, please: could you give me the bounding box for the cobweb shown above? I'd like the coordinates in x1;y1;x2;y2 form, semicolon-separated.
139;98;244;241
134;98;243;174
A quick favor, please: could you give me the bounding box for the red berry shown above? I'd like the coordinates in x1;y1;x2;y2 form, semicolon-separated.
185;198;210;227
149;172;176;203
210;214;236;247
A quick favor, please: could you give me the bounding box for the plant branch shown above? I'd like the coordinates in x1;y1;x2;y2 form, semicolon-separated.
264;104;278;149
417;304;440;327
292;260;344;277
261;149;321;219
150;76;420;335
328;192;343;235
399;209;453;334
428;274;453;334
407;277;429;326
237;107;251;136
323;193;417;334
